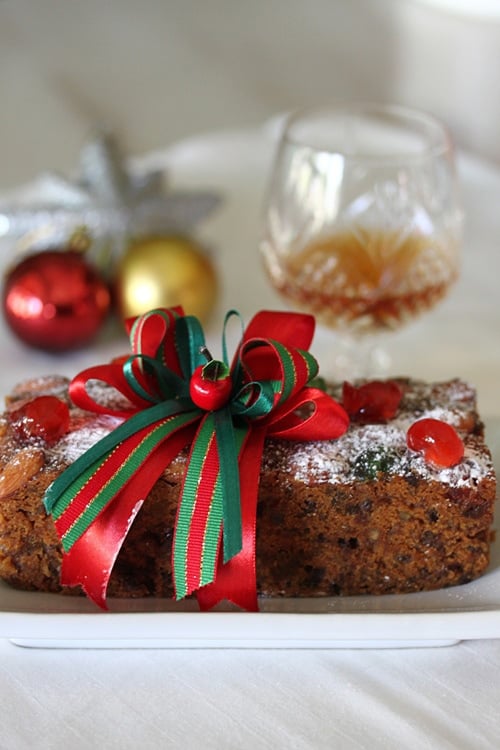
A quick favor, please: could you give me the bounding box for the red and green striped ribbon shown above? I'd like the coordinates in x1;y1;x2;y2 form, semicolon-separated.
173;410;248;600
44;402;198;551
43;307;327;608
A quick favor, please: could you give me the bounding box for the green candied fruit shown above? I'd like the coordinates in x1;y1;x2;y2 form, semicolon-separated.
351;449;399;480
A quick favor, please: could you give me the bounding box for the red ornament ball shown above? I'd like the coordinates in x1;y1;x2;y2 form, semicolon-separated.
2;249;111;351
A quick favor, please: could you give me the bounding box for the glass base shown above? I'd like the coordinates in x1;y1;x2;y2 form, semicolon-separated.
315;328;392;381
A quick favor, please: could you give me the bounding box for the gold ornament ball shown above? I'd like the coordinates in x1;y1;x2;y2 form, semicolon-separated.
116;236;218;323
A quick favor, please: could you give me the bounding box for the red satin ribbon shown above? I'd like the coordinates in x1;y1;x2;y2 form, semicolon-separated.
58;309;349;611
196;311;348;611
59;422;197;608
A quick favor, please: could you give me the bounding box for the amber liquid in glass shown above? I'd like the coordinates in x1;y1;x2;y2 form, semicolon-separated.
266;228;458;333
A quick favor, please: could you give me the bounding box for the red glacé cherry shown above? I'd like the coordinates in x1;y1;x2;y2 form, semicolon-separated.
342;380;403;423
406;418;464;468
190;362;232;411
9;395;70;444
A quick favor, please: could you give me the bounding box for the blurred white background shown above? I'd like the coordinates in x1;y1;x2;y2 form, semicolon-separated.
1;0;499;189
0;0;498;415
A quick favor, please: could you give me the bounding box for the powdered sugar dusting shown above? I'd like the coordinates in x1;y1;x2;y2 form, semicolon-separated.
84;379;133;413
47;413;124;465
12;375;494;489
263;379;494;488
274;429;492;488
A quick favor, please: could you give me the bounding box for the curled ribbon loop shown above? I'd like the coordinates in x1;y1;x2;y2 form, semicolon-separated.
44;307;349;611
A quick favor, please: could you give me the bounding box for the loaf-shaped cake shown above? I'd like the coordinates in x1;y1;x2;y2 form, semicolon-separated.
0;374;495;601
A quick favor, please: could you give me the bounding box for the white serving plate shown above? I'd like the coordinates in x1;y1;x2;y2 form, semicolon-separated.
0;415;497;650
0;126;498;648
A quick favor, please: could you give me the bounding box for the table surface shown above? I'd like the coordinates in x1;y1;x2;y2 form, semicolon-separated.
0;2;499;749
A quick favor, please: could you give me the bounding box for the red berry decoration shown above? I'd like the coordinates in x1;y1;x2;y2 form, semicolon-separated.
342;380;403;423
3;249;111;351
406;418;464;468
189;354;232;411
9;395;70;444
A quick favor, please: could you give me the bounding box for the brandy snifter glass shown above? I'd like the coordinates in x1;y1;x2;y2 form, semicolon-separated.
260;103;462;375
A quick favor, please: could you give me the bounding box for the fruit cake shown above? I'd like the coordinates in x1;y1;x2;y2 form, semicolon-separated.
0;374;496;601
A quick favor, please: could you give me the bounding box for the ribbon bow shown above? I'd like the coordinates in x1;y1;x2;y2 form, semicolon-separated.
44;308;349;611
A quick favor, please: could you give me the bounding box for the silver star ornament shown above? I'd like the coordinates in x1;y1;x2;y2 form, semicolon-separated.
0;130;222;270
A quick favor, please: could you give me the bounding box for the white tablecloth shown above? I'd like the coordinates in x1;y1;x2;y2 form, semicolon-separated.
0;3;499;748
1;637;498;749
